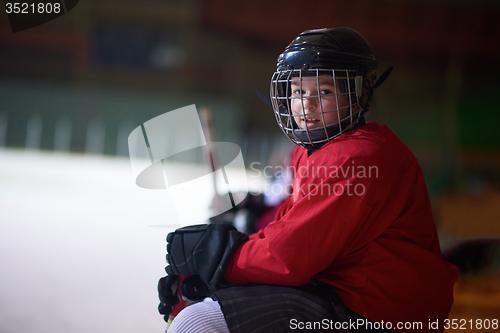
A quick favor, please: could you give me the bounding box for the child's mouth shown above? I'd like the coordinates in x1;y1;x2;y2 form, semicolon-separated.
304;118;320;128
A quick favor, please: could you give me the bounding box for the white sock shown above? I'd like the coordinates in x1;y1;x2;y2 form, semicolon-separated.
167;298;230;333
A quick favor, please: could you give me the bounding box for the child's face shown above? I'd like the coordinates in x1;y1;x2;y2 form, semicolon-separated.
290;75;354;131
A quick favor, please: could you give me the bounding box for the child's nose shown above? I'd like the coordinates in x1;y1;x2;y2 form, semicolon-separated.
302;96;318;112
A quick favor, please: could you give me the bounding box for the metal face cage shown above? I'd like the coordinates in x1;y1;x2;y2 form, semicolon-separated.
270;68;363;147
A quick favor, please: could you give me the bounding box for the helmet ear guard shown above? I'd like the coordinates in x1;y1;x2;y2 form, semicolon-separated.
360;76;374;112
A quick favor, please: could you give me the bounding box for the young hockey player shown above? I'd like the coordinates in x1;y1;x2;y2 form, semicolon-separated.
159;27;459;332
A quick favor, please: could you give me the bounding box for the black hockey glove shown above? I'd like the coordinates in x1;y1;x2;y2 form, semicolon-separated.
157;274;180;321
157;274;210;322
166;223;248;291
180;275;211;301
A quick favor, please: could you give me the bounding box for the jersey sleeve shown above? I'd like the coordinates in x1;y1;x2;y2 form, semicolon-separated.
225;158;381;286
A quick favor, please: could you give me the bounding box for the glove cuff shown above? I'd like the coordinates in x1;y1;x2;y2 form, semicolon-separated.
208;229;248;291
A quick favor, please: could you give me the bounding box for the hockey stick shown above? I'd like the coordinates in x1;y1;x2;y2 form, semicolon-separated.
199;107;222;214
199;107;236;218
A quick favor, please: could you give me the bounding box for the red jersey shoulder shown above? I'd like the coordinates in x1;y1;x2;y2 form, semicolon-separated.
290;121;419;184
319;121;416;166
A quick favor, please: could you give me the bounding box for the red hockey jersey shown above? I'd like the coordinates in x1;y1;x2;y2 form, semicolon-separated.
225;121;458;331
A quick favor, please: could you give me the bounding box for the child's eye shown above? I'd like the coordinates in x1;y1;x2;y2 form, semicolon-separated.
292;89;303;95
320;89;333;95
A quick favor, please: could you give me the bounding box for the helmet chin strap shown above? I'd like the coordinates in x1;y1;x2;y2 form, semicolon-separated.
373;66;393;90
305;116;366;154
287;108;364;148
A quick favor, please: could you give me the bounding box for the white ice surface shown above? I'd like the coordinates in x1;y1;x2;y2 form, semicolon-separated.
0;149;222;333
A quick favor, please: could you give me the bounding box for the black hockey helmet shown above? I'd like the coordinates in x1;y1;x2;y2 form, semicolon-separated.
270;28;387;147
277;27;378;75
